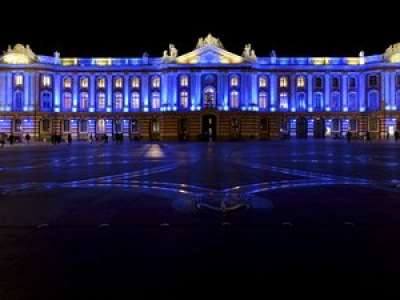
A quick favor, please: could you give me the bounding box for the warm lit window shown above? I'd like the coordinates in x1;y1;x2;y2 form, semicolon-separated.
230;90;239;108
15;74;23;87
151;92;160;110
230;75;239;87
132;77;140;89
180;75;189;87
115;92;123;110
98;92;106;110
80;77;89;89
296;76;305;88
152;76;160;89
131;92;140;109
279;92;289;110
63;92;72;110
97;77;106;89
114;77;123;89
80;92;89;110
180;91;189;109
259;76;268;88
259;92;268;109
98;119;105;133
64;78;72;89
42;75;51;88
279;76;288;88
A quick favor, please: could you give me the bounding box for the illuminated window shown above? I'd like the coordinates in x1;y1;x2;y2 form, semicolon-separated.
97;92;106;110
114;77;123;89
230;75;239;87
98;119;105;133
80;92;88;111
80;77;89;89
42;75;52;88
279;92;289;110
368;75;378;88
230;90;239;108
114;92;123;110
313;92;324;111
152;76;160;89
63;92;72;110
259;91;268;109
180;75;189;87
15;74;23;87
132;77;140;89
131;92;140;109
296;92;306;111
180;91;189;109
296;76;305;88
259;76;268;88
279;76;288;88
64;78;72;89
151;92;160;110
97;77;106;89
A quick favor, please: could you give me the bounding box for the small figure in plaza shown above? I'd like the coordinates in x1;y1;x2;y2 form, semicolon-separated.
67;133;72;145
25;133;31;144
366;131;371;141
346;131;352;142
89;133;94;144
104;133;108;144
395;130;399;141
0;133;5;148
8;134;14;145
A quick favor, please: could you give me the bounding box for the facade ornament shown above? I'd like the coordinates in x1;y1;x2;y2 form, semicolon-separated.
162;44;179;63
196;34;224;49
384;43;400;63
242;44;257;61
2;44;36;64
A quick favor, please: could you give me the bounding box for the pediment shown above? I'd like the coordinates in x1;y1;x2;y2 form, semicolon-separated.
176;45;244;64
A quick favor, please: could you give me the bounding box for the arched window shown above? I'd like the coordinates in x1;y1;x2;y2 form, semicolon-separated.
42;92;52;110
114;77;123;89
296;76;305;88
180;91;189;109
230;90;239;108
279;76;288;88
203;86;216;107
97;92;106;110
80;77;89;89
131;92;140;110
151;92;160;110
114;92;123;110
296;92;306;111
63;92;72;110
42;75;52;88
80;92;88;111
15;74;23;87
348;92;358;112
97;77;106;89
313;92;324;111
132;77;140;89
151;76;161;89
368;90;379;111
180;75;189;87
64;78;72;89
230;75;239;87
259;76;268;88
279;92;289;110
259;91;268;110
331;92;341;112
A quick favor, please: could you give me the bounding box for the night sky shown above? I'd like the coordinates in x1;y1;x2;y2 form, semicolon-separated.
1;3;397;58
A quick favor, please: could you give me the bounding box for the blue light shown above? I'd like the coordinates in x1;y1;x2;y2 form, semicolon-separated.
72;108;77;112
224;105;229;111
308;107;313;112
54;107;60;112
392;105;397;110
89;107;95;112
325;107;331;112
190;106;195;111
270;107;276;112
106;107;112;112
291;107;296;112
342;107;348;112
360;107;365;112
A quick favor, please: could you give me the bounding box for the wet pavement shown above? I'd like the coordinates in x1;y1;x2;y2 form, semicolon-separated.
0;140;400;298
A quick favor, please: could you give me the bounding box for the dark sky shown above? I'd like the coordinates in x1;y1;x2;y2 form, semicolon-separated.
1;2;397;58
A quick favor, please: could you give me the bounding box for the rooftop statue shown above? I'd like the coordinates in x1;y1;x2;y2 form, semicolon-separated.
2;44;36;64
242;44;257;61
162;44;179;63
384;43;400;63
196;34;224;49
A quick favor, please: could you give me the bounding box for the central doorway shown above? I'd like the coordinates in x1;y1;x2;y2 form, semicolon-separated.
202;114;217;141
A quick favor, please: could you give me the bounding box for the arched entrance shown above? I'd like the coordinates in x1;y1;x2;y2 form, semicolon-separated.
202;114;217;141
314;118;326;139
296;117;308;138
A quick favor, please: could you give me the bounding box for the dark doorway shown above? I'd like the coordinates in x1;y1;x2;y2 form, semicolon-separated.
202;114;217;141
150;119;160;141
178;118;188;141
314;118;326;138
296;117;308;138
259;118;270;140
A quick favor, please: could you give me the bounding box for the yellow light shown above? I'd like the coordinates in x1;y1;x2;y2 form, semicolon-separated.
389;54;400;63
347;58;361;65
94;58;112;66
312;57;330;65
3;53;30;64
62;58;78;66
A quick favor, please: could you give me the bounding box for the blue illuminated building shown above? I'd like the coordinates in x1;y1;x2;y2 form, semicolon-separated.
0;34;399;141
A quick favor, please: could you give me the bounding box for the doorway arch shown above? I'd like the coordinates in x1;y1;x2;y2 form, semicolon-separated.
201;114;217;141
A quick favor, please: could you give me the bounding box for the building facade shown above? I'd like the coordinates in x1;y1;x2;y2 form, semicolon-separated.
1;34;400;141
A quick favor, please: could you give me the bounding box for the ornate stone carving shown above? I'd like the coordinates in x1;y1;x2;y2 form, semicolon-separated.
2;44;36;64
242;44;257;61
196;34;224;49
162;44;179;63
384;43;400;63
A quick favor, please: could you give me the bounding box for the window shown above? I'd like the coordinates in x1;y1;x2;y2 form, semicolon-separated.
131;119;138;132
296;92;306;111
97;92;106;110
131;92;140;110
80;77;89;89
314;93;324;111
259;76;268;88
331;92;341;112
63;93;72;110
397;75;400;87
64;78;72;89
230;90;239;108
332;77;340;89
132;77;140;89
42;92;52;109
63;120;70;132
350;119;357;131
114;77;123;89
367;90;379;111
15;74;23;87
114;92;123;110
180;91;189;109
279;92;288;110
203;87;216;107
259;91;268;109
180;75;189;87
42;75;51;88
279;76;288;88
98;119;105;133
15;92;23;110
314;77;323;89
97;77;106;89
332;119;340;132
151;92;160;110
368;75;378;88
349;77;357;89
80;120;88;132
230;75;239;87
348;92;358;112
296;76;305;88
151;76;160;89
42;119;50;132
80;92;88;111
15;120;21;132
